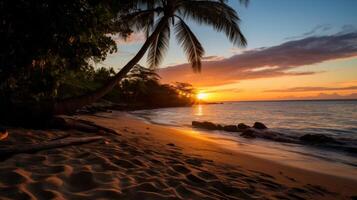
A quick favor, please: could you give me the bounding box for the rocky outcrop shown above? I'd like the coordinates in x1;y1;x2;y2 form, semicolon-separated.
192;121;219;130
240;129;256;138
223;125;238;132
237;123;250;130
253;122;267;129
191;121;356;154
299;134;339;144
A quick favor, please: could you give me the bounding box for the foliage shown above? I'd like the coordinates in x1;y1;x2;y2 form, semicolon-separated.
114;65;196;107
0;0;247;116
127;0;247;71
0;0;132;104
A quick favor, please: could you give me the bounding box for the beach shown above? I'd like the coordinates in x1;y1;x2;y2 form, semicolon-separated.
0;112;356;200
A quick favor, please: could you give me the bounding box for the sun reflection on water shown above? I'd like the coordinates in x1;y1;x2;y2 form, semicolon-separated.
195;105;203;116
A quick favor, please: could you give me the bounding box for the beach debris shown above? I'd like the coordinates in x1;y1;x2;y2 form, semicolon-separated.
253;122;268;129
0;127;8;141
237;123;250;130
223;125;238;132
299;134;339;144
0;136;104;157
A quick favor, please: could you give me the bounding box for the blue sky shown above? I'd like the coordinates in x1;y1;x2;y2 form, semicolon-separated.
103;0;357;69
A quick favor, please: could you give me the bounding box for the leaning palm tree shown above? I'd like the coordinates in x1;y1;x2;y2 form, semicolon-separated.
53;0;248;114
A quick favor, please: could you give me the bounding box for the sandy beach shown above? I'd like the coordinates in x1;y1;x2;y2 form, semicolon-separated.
0;112;356;200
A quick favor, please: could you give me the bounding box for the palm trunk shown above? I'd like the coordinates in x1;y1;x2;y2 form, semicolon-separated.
52;19;167;115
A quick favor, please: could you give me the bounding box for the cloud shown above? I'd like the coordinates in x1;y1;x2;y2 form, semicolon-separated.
265;86;357;93
158;32;357;86
203;88;243;94
202;56;225;61
277;93;357;100
112;32;145;45
338;24;357;35
284;24;332;40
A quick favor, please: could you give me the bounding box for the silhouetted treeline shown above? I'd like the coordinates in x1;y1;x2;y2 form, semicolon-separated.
57;65;196;108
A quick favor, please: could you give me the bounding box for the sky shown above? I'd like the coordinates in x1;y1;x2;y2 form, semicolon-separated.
103;0;357;102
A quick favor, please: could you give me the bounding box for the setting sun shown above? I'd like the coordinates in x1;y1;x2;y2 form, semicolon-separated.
197;92;208;100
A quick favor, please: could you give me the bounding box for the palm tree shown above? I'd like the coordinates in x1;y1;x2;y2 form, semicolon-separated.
53;0;248;114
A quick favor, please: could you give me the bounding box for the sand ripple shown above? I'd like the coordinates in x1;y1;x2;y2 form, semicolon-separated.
0;121;353;200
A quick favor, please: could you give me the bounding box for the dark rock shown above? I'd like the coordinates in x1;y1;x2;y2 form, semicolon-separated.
192;121;218;130
223;125;238;132
300;134;338;144
237;123;250;130
216;124;224;130
240;129;256;138
253;122;268;129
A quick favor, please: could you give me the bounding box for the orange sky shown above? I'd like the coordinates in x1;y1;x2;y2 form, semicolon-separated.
157;33;357;102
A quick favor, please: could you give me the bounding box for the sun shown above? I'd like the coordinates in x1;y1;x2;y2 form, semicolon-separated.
197;92;208;100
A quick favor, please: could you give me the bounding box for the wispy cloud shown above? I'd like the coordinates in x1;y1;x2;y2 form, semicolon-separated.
284;24;332;40
159;32;357;86
202;56;225;61
264;86;357;93
112;32;145;45
276;93;357;100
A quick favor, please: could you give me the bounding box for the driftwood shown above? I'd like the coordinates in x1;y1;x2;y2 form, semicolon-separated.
49;133;71;141
51;117;120;135
76;119;120;135
0;136;103;157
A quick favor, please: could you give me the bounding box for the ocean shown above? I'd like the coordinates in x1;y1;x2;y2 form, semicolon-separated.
128;100;357;179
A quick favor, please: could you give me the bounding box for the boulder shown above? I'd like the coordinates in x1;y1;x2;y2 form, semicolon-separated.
223;125;238;132
192;121;218;130
253;122;267;129
216;124;224;130
240;129;256;138
300;134;338;144
237;123;250;130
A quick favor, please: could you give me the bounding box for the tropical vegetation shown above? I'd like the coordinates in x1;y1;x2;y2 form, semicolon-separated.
0;0;247;124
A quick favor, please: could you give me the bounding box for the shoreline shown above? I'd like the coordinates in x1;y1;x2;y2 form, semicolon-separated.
128;110;357;180
84;112;357;198
0;112;356;199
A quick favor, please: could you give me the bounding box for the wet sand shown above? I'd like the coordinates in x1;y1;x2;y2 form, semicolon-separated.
0;112;356;200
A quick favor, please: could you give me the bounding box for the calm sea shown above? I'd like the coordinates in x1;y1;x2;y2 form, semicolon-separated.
128;100;357;179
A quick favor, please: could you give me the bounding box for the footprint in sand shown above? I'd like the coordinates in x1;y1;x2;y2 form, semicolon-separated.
171;164;191;174
197;171;218;181
67;170;99;192
0;170;29;185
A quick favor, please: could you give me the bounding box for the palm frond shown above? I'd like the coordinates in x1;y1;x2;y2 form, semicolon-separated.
179;0;247;47
121;9;156;32
147;18;170;68
174;18;204;72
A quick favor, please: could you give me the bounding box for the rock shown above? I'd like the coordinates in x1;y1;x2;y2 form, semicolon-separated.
0;127;8;141
253;122;267;129
300;134;338;144
216;124;224;130
240;129;256;138
192;121;218;130
223;125;238;132
237;123;250;130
